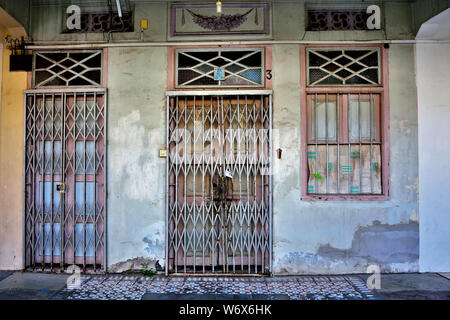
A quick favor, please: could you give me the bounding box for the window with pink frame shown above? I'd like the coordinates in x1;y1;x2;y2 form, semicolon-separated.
300;45;390;200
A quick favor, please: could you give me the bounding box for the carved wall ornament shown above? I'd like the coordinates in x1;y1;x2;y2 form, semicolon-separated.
170;3;270;37
181;8;258;31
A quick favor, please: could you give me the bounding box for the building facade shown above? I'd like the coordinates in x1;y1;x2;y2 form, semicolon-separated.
0;0;449;275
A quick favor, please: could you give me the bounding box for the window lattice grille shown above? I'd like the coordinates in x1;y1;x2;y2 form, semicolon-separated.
33;51;102;88
176;49;264;88
307;10;369;31
307;48;381;86
66;12;134;33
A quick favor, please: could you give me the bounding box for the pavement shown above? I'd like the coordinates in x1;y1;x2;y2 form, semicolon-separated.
0;271;449;300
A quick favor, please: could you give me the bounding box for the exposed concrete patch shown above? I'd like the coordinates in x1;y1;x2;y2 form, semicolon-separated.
106;47;167;268
319;221;419;265
142;220;165;260
274;251;368;274
143;236;164;259
274;221;419;274
108;257;163;273
110;110;160;202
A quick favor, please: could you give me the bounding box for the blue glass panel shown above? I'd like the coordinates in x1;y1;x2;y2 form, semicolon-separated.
75;223;94;257
75;141;95;174
39;181;62;216
75;182;95;216
39;222;61;256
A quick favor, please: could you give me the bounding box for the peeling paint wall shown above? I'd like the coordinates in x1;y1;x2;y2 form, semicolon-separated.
271;43;419;274
98;2;419;274
106;43;420;274
107;47;167;270
0;1;424;273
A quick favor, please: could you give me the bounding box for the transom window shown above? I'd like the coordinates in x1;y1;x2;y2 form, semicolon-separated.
33;50;103;88
307;48;381;86
307;10;369;31
65;11;134;33
176;48;264;88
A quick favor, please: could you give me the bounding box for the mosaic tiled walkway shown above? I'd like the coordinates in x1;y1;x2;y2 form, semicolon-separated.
53;275;376;300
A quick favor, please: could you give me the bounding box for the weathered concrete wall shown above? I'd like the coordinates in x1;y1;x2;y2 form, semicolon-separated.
271;44;419;274
416;9;450;272
30;1;417;42
0;25;27;270
103;43;419;274
0;0;423;273
98;2;419;274
106;47;167;272
31;2;168;43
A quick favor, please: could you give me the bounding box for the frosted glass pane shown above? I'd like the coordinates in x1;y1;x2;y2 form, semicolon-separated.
311;99;337;141
40;141;62;174
75;223;94;257
39;181;62;215
39;222;61;256
75;182;95;216
75;141;95;174
349;98;376;141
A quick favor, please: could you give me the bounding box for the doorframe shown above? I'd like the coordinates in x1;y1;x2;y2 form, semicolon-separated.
165;89;273;275
23;87;108;272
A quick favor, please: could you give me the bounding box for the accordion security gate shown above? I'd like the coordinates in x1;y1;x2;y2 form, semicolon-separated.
166;90;273;275
24;89;106;272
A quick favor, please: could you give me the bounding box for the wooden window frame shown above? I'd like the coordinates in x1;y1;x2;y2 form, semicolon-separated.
175;48;265;89
300;44;390;201
167;45;273;91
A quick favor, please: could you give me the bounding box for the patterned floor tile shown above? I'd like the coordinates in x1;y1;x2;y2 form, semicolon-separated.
57;275;376;300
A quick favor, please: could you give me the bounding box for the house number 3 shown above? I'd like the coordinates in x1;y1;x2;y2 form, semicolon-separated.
266;70;272;80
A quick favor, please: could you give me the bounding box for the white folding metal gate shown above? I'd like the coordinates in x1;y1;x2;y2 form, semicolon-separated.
24;88;107;272
165;90;273;275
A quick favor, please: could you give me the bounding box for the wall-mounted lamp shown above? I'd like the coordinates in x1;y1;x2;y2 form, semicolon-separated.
216;1;222;14
5;35;33;72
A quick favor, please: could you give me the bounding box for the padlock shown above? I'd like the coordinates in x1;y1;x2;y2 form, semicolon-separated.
56;183;65;194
